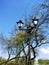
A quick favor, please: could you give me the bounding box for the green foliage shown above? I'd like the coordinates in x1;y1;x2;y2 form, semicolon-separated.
12;31;27;43
12;30;35;43
31;60;34;65
7;60;17;65
38;59;49;65
18;58;26;65
0;57;6;63
0;57;49;65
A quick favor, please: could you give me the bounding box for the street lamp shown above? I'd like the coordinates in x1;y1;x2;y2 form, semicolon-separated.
17;20;24;29
16;17;38;65
32;17;38;27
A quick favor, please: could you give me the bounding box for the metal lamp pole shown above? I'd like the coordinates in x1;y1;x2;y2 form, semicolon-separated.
16;17;38;65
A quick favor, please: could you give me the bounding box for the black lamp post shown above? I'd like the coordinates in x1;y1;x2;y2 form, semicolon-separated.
16;17;38;65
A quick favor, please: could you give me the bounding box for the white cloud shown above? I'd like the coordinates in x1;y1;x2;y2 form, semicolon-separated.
40;48;49;54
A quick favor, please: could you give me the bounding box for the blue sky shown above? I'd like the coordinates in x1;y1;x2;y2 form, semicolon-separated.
0;0;49;59
0;0;43;36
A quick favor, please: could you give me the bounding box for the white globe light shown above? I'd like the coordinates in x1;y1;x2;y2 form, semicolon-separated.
34;20;38;25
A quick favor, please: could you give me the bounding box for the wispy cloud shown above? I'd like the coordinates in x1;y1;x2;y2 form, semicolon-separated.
40;48;49;54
